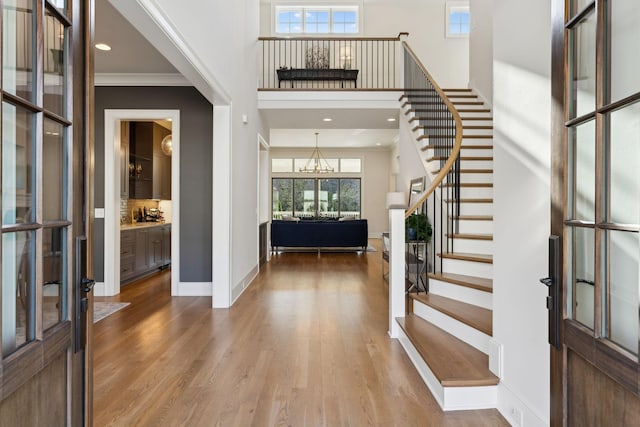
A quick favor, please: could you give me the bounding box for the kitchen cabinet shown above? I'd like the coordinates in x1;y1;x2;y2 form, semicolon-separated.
152;125;172;200
128;121;171;200
120;122;130;199
162;224;171;267
129;122;154;199
120;223;172;285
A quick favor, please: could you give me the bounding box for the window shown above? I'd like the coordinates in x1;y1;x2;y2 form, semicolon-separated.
272;178;361;219
275;6;359;34
446;2;470;38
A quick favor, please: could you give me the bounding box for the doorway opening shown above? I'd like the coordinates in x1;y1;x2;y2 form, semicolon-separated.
102;109;180;296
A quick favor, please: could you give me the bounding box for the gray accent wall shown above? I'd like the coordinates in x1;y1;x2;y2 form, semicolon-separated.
94;86;213;283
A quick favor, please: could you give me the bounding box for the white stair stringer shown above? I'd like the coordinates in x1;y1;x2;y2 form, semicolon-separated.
412;301;491;354
396;321;498;411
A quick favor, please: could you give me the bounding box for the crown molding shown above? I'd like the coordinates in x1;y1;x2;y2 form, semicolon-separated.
94;72;192;87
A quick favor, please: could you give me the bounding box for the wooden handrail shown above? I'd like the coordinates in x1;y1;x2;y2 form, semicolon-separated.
402;41;463;219
258;32;408;42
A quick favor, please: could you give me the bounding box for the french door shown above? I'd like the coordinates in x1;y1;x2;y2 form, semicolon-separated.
551;0;640;424
0;0;93;425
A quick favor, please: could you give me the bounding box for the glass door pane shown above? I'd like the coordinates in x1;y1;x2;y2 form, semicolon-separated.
2;102;34;225
43;118;66;222
43;227;66;331
2;230;35;356
569;10;596;119
569;120;596;221
2;0;35;102
609;102;640;224
43;10;66;116
605;230;639;354
609;0;640;103
570;226;595;329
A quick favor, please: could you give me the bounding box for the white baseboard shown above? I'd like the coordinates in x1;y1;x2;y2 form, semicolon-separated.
177;282;212;296
231;265;259;305
497;383;548;427
93;282;107;296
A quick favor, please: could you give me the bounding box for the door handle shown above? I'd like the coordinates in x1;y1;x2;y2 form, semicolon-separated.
81;277;96;293
541;236;561;349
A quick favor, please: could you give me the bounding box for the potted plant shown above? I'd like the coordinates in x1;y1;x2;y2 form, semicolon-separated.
405;213;432;242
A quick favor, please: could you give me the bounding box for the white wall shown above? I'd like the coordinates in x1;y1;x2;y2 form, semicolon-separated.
493;0;551;426
269;147;393;236
260;0;470;88
396;113;428;194
469;0;493;105
151;0;266;302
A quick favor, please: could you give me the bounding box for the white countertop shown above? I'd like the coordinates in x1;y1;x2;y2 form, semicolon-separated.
121;222;170;230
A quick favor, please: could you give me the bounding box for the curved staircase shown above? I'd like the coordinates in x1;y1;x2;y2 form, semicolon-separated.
396;86;498;411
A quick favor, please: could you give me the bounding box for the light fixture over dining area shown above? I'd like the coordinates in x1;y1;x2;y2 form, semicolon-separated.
299;132;334;174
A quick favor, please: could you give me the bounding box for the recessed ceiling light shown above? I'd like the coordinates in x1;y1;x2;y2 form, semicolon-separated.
322;118;332;122
95;43;111;51
387;118;396;122
376;142;382;146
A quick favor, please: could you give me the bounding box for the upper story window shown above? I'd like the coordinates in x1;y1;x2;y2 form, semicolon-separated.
446;1;470;38
276;6;359;35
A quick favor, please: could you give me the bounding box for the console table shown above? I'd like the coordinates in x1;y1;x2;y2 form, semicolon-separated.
277;68;359;88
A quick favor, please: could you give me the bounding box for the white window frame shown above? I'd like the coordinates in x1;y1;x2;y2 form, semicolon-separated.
445;1;470;38
273;3;361;35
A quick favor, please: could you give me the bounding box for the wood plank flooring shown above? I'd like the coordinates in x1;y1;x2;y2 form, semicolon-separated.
93;240;507;426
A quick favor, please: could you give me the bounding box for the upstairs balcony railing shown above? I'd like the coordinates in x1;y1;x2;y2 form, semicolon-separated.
258;34;406;90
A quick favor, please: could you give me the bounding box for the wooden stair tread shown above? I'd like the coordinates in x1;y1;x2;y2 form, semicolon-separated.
426;156;493;162
422;145;493;151
458;108;491;113
446;198;493;203
451;215;493;220
458;116;493;121
438;252;493;264
396;315;498;387
428;272;493;293
413;125;493;131
418;134;493;141
411;293;493;336
435;169;493;174
447;233;493;241
442;182;493;188
443;88;473;92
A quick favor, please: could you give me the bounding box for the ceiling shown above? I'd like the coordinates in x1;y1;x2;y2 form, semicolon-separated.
94;1;398;148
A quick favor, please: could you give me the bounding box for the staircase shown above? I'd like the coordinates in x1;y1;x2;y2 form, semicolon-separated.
396;86;498;411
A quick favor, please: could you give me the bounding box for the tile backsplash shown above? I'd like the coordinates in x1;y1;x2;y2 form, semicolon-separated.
120;199;162;224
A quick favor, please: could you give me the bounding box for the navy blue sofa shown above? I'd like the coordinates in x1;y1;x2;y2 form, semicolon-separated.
271;219;368;251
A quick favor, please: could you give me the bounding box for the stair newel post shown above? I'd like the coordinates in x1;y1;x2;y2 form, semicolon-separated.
387;192;406;338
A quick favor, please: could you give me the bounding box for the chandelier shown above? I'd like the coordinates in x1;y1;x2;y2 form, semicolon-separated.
299;132;334;174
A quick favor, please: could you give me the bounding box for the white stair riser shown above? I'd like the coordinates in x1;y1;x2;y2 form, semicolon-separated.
455;219;493;234
449;238;493;254
413;302;491;354
428;279;493;310
425;149;493;159
455;104;489;111
458;137;494;146
454;202;493;216
458;173;494;184
454;186;493;199
461;129;493;137
459;160;493;169
441;257;493;278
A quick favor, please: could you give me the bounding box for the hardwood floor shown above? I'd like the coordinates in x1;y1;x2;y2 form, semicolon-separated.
93;240;507;426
